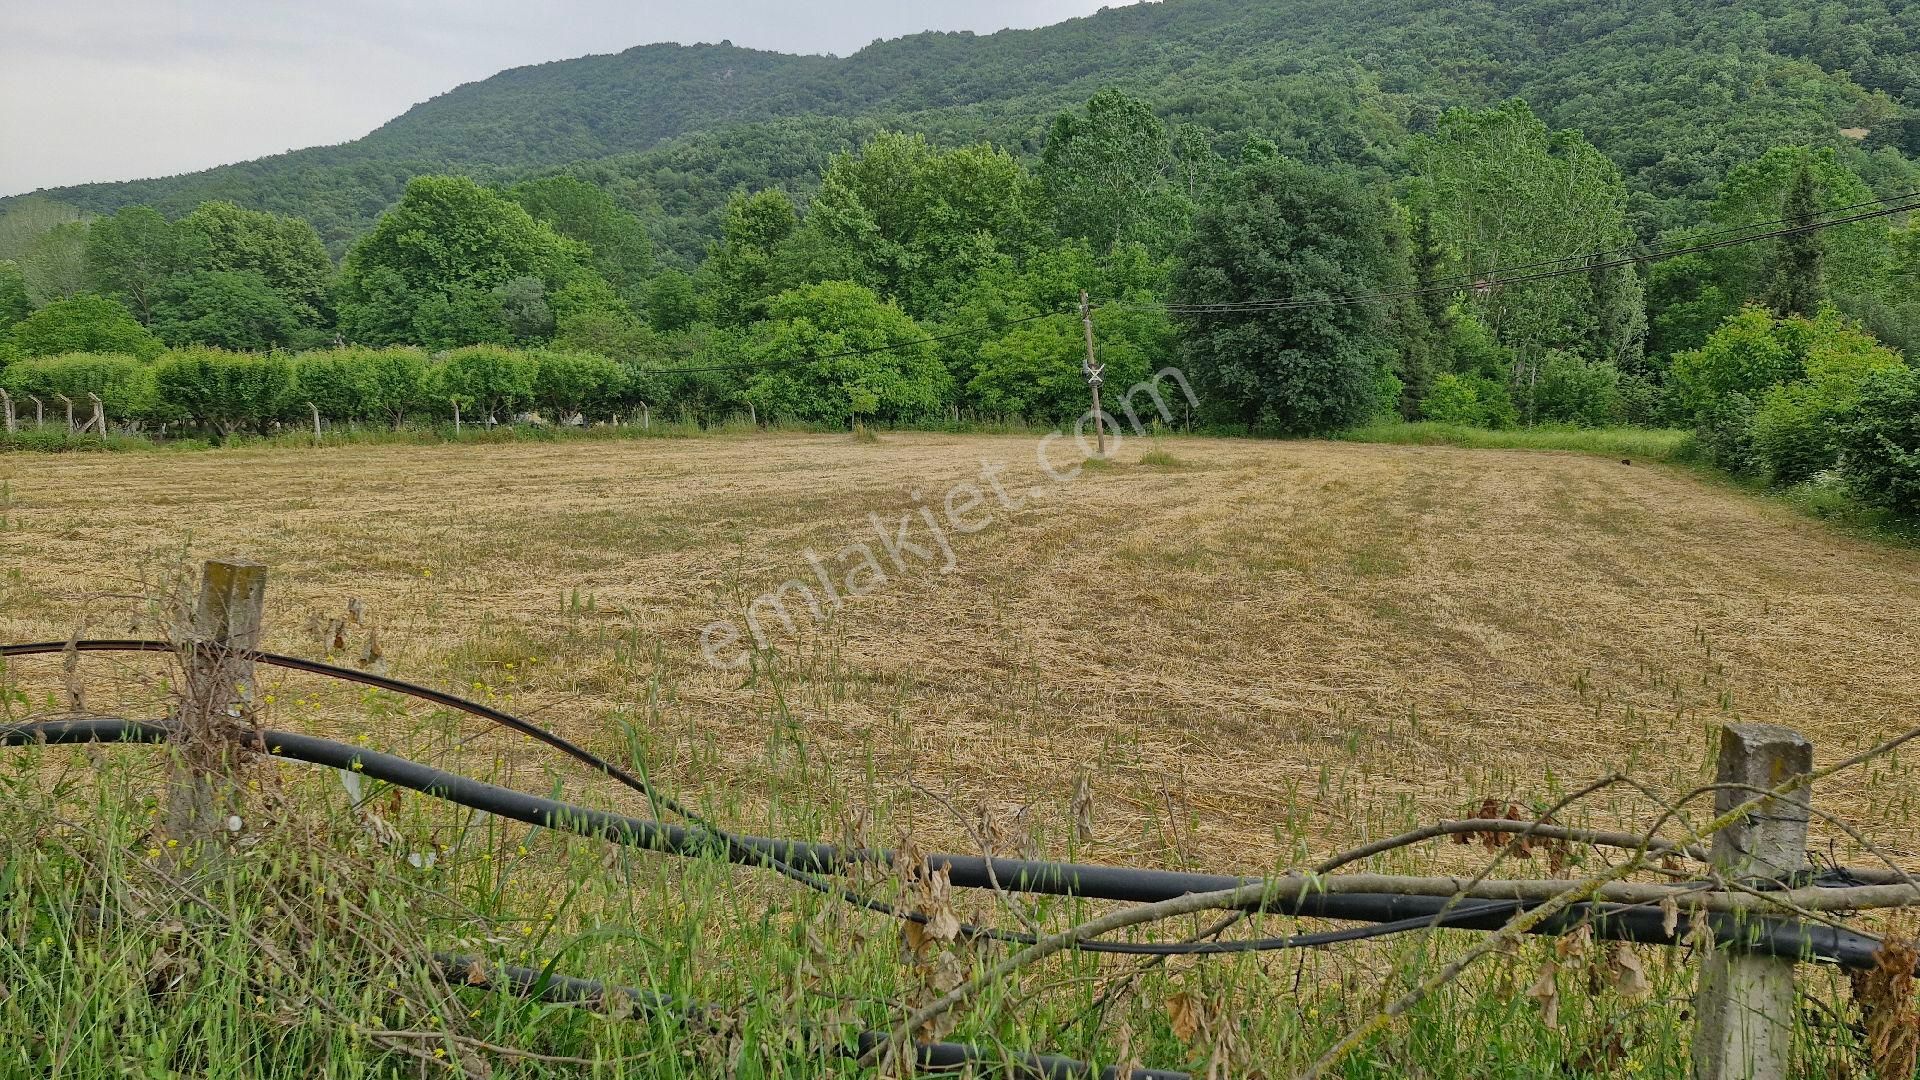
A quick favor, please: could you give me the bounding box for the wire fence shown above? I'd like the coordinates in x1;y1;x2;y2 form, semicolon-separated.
4;562;1919;1079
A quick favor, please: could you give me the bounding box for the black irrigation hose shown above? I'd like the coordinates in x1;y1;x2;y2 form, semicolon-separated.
0;718;1517;955
6;718;1908;974
429;952;1191;1080
0;640;1015;951
0;643;1538;955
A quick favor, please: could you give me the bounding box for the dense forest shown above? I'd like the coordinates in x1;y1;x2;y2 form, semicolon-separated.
8;0;1920;254
3;0;1919;517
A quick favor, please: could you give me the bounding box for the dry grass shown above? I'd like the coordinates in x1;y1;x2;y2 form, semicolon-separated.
4;432;1919;876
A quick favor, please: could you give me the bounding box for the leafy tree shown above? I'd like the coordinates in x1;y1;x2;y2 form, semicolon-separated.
82;206;185;324
3;294;162;360
0;261;29;334
643;269;700;333
0;197;90;263
354;348;434;427
1170;158;1396;434
801;132;1042;319
494;276;555;342
1039;89;1188;255
1750;312;1905;483
696;189;803;326
1410;100;1640;379
150;348;293;437
509;175;654;300
551;275;655;356
20;222;90;306
744;282;949;425
530;349;626;420
959;241;1173;422
176;202;333;324
335;176;590;349
287;347;433;426
1766;163;1825;318
1645;253;1732;363
292;350;372;422
151;270;306;352
1647;147;1891;358
433;345;537;424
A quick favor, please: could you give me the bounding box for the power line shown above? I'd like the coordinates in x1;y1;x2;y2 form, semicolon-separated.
1123;191;1920;316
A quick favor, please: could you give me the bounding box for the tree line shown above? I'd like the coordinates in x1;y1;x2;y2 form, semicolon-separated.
2;88;1917;516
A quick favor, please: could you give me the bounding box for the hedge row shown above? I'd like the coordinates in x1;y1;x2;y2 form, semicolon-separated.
0;346;682;435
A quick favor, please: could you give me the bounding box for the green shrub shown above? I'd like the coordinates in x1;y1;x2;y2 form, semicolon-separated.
1421;372;1517;429
1838;368;1920;516
1751;384;1832;484
150;348;294;438
1749;315;1904;484
1616;372;1670;427
1668;306;1802;417
1530;350;1622;427
1693;391;1759;473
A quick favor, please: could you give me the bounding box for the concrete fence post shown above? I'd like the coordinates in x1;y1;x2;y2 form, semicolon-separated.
0;390;12;435
165;560;268;841
1691;723;1812;1080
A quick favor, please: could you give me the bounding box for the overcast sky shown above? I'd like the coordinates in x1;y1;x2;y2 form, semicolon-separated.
0;0;1115;197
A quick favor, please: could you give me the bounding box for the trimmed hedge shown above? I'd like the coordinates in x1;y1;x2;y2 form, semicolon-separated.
1;344;691;437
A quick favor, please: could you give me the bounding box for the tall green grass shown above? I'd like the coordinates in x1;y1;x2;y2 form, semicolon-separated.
1335;421;1694;461
0;713;1872;1078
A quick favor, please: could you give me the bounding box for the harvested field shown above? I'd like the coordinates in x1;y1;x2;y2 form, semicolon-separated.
3;432;1918;872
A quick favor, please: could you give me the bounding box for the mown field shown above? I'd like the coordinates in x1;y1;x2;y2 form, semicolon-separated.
3;432;1919;1076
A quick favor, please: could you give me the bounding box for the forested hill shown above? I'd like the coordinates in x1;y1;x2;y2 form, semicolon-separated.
12;0;1920;254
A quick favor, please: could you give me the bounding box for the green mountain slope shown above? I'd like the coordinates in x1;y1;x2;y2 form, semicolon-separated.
12;0;1919;255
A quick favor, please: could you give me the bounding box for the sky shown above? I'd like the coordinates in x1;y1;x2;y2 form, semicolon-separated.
0;0;1115;197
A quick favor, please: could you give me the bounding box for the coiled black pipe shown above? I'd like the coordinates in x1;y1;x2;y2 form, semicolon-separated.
6;718;1904;973
430;953;1190;1080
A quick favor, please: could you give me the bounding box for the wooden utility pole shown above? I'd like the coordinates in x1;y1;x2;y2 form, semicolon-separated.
1691;724;1811;1080
166;560;268;841
1080;290;1106;458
